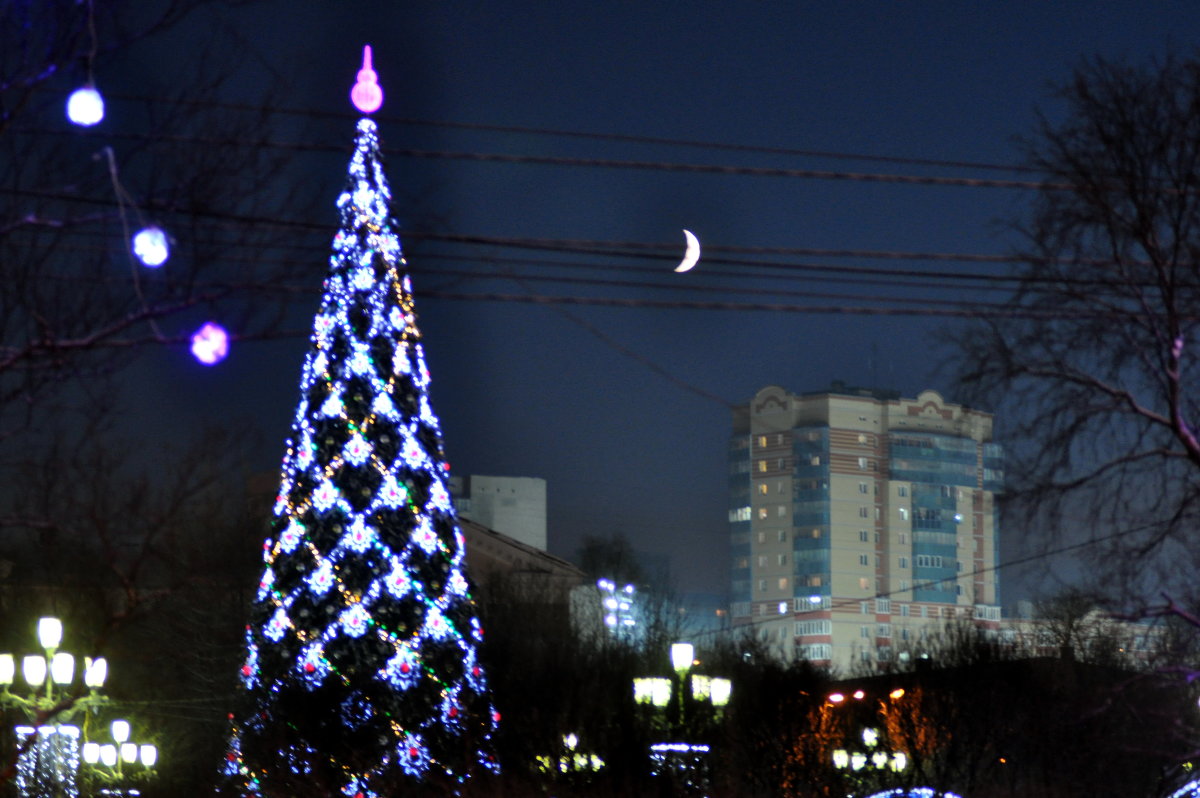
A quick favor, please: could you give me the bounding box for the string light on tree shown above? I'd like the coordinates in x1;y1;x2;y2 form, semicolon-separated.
218;46;498;797
132;226;170;268
191;322;229;366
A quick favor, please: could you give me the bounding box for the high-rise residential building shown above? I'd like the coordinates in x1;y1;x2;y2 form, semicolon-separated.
729;384;1003;670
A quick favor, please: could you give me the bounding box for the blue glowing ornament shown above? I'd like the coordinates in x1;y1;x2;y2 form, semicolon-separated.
132;226;169;267
66;85;104;126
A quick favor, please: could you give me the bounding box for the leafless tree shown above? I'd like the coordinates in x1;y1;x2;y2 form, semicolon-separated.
951;52;1200;600
1;0;317;447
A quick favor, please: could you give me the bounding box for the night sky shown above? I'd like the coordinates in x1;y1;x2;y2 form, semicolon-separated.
93;3;1200;600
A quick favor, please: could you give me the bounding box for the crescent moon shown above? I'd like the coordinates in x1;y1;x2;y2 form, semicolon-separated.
675;229;701;272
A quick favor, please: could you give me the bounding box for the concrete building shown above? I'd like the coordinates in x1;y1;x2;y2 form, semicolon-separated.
729;384;1003;670
449;474;547;551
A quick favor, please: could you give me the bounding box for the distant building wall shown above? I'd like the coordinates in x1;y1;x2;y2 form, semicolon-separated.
450;475;547;551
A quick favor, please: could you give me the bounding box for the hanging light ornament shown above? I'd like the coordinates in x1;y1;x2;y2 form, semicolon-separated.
350;45;383;114
132;226;169;267
66;84;104;126
191;322;229;366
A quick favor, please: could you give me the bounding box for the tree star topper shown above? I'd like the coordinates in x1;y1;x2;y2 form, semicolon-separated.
351;45;384;114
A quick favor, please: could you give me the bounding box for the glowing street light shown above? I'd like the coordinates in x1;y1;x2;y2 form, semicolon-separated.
0;618;110;797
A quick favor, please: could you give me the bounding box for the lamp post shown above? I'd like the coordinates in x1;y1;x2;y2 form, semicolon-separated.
0;617;155;798
80;719;158;796
0;617;110;798
632;641;731;796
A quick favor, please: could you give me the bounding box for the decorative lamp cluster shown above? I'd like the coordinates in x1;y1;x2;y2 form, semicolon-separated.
0;617;153;798
219;47;498;797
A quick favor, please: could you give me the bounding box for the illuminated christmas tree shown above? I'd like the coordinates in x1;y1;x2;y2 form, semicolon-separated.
219;48;499;797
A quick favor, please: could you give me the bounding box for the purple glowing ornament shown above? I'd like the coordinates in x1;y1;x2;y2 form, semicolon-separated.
350;45;383;114
191;322;229;365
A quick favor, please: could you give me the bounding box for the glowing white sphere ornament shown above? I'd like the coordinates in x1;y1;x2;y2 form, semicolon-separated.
190;322;229;366
66;85;105;126
350;44;383;114
132;226;169;267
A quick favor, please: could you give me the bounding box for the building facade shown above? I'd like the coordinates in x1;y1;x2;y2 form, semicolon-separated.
448;474;547;551
729;385;1003;670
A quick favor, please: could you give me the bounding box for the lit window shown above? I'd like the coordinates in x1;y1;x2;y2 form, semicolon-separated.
810;455;821;466
758;484;768;495
857;433;867;444
758;507;768;520
757;435;768;447
858;457;868;470
758;460;768;473
778;577;789;590
811;528;821;539
859;578;870;590
807;575;822;587
899;508;909;521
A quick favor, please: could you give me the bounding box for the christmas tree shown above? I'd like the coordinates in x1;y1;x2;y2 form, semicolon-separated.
219;52;499;797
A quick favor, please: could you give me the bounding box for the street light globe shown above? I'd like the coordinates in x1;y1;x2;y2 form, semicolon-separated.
50;652;74;685
22;655;46;687
120;742;138;764
100;744;118;767
111;719;130;744
0;653;14;685
84;657;107;688
82;742;101;764
37;617;63;650
711;677;732;707
670;642;694;672
139;744;157;767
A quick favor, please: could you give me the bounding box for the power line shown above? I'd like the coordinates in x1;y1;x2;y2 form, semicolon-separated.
46;90;1042;176
9;130;1052;191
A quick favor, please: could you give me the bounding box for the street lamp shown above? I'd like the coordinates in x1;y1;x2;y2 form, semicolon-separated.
633;641;732;796
81;718;158;795
0;617;111;798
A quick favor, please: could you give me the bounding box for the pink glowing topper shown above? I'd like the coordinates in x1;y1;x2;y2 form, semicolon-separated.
351;45;383;114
